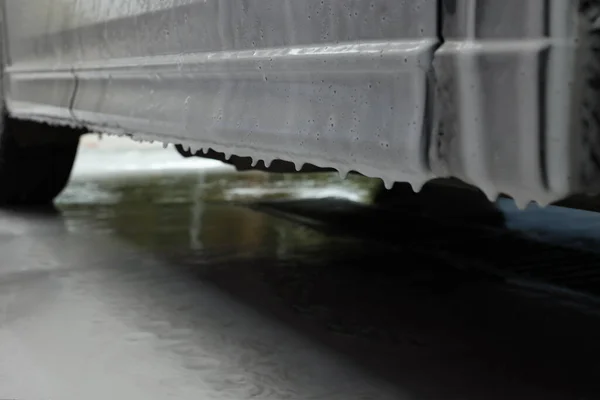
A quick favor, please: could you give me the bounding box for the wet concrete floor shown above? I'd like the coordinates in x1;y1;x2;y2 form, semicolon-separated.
1;138;600;399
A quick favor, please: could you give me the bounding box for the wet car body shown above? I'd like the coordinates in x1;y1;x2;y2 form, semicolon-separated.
1;0;600;206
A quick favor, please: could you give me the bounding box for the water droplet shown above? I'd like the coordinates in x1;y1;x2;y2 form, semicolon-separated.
410;180;424;193
514;196;530;210
535;197;551;208
483;188;498;203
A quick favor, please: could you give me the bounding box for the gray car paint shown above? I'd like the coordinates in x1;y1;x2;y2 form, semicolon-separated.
1;0;599;207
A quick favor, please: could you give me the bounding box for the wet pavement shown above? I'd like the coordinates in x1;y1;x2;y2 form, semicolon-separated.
1;135;600;399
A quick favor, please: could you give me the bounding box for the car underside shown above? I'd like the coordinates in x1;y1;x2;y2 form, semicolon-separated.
0;1;600;209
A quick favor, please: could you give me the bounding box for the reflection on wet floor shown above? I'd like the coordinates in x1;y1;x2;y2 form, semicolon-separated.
0;129;598;399
40;161;600;399
58;168;600;297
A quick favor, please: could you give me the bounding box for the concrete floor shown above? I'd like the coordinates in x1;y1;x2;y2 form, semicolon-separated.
0;134;599;399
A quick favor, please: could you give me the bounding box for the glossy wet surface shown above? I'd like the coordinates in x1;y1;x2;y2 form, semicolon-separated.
1;137;600;399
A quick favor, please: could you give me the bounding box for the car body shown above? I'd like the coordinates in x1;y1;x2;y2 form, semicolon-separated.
1;0;599;207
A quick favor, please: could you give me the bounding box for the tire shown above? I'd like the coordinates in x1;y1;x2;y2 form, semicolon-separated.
0;115;84;206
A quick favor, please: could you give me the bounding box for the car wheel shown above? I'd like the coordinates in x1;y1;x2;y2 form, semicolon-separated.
0;115;84;206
